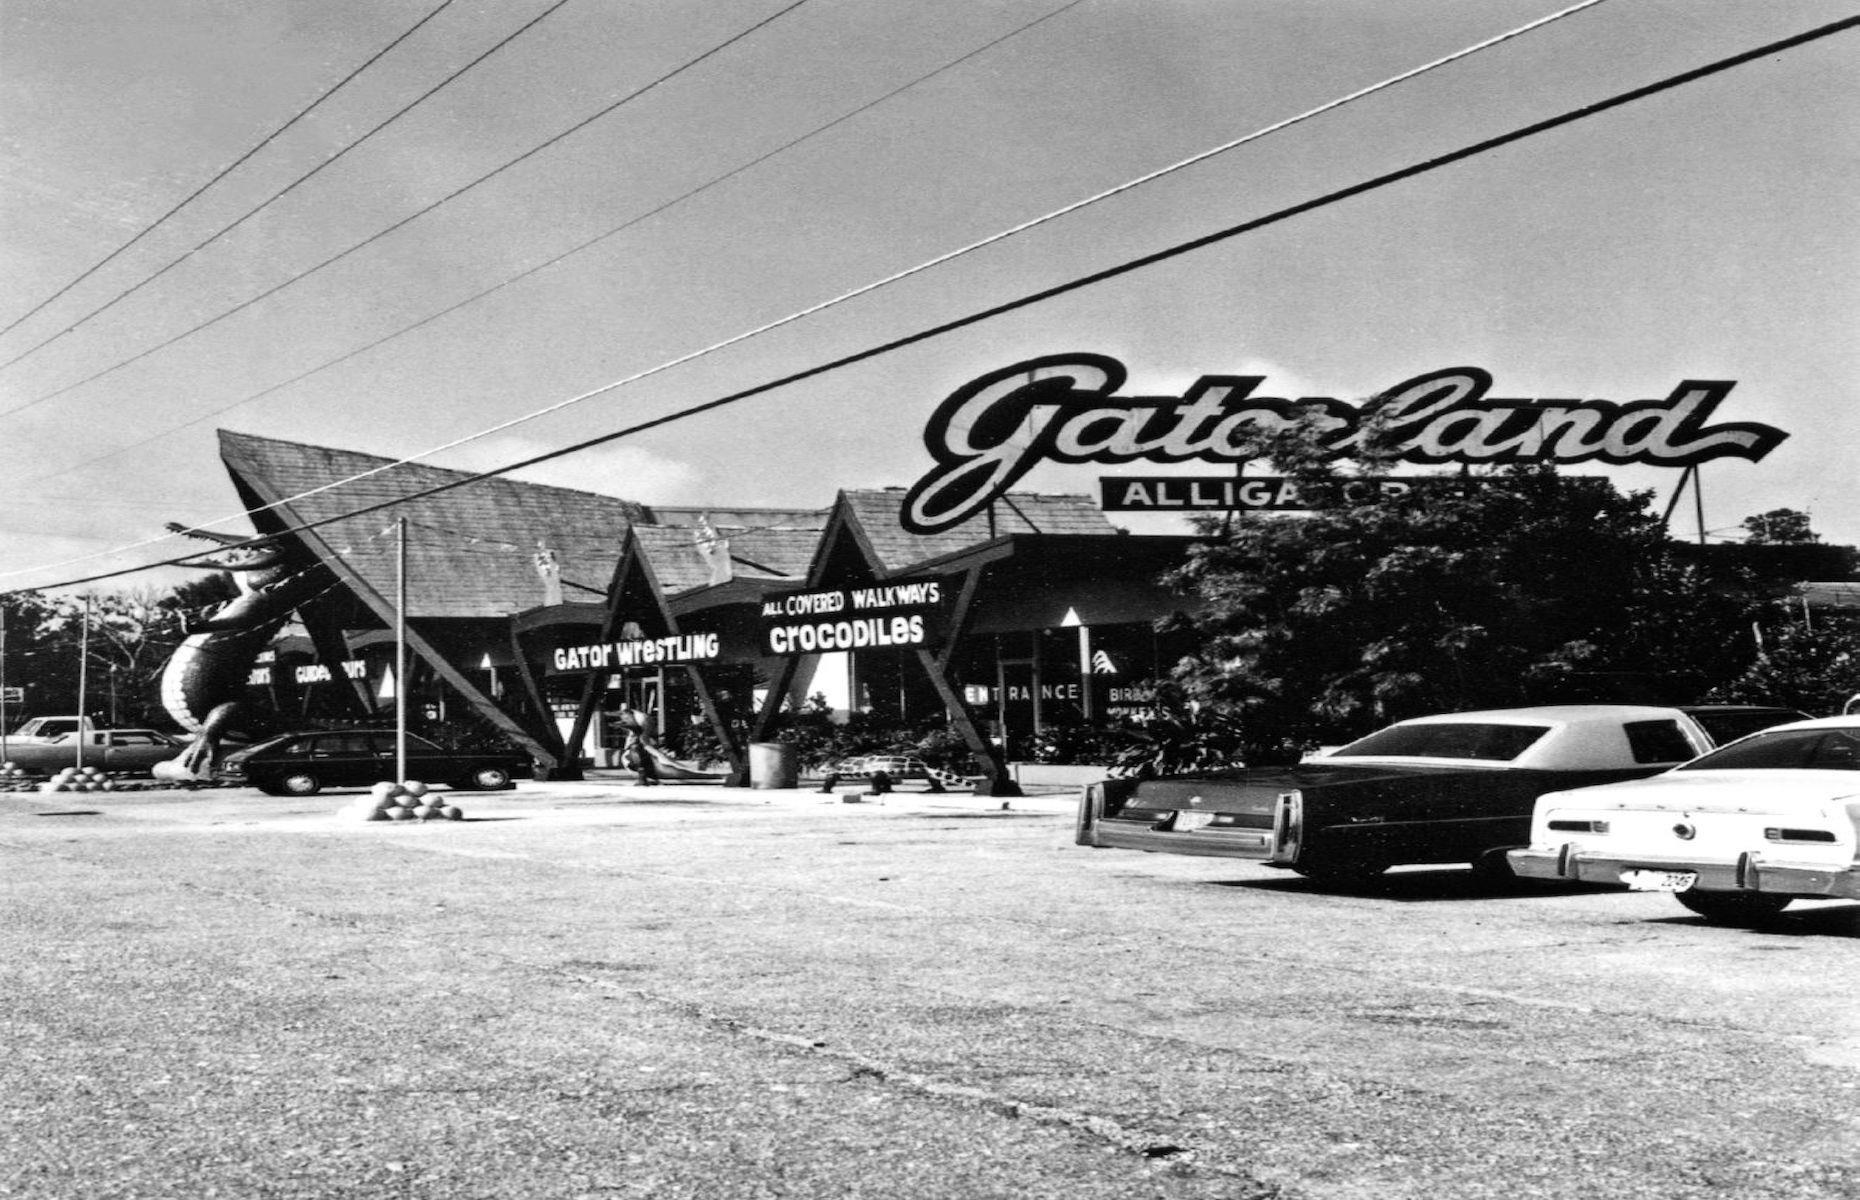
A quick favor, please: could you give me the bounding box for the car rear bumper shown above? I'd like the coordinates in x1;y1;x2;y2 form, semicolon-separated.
1508;846;1860;899
1080;817;1278;860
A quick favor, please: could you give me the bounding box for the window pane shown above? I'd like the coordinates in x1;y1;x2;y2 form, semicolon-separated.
1682;730;1821;770
1623;720;1696;764
318;734;378;755
1331;723;1550;762
1805;733;1860;769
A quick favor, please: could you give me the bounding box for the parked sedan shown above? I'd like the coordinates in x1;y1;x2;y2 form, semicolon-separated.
1075;706;1715;885
0;729;185;776
218;730;524;796
1674;704;1812;746
1509;715;1860;923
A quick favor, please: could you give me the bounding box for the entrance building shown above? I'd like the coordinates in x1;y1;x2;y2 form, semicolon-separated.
209;430;1203;786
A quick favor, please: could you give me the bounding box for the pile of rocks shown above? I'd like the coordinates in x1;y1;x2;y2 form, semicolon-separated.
0;762;42;792
35;765;116;793
351;780;463;822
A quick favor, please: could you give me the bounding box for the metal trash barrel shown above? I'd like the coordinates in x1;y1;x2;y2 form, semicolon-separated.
748;742;799;789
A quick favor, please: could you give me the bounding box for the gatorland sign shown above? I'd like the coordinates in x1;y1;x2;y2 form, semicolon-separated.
900;354;1788;534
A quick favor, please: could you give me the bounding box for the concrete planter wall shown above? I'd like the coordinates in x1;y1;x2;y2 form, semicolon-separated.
1007;762;1112;788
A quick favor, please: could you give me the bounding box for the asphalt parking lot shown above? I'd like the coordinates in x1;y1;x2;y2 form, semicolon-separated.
3;777;1856;1199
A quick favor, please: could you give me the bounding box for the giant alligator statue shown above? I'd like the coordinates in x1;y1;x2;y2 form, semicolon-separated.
153;525;336;782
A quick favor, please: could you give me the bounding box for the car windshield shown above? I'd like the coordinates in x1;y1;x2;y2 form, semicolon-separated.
1330;722;1551;762
1679;727;1860;771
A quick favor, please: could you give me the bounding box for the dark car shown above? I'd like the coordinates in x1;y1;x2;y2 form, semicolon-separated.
1675;704;1813;746
219;730;524;796
1075;705;1719;885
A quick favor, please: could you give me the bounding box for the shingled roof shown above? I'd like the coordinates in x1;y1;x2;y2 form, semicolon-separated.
216;433;1123;618
839;489;1119;573
219;430;651;620
630;523;824;595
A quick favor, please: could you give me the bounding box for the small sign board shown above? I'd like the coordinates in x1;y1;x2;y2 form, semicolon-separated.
1100;473;1606;512
1100;475;1420;512
759;581;951;656
0;686;22;704
549;633;723;673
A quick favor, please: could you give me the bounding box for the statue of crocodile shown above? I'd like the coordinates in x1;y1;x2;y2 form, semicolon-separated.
154;526;335;781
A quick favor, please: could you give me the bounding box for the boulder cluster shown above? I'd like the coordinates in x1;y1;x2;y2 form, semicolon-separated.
0;762;39;792
17;764;117;793
352;779;462;823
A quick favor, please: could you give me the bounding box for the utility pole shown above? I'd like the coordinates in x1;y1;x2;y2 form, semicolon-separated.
396;517;408;785
75;595;91;770
1;605;9;764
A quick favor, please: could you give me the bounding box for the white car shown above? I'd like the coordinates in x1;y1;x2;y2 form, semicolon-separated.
1508;715;1860;923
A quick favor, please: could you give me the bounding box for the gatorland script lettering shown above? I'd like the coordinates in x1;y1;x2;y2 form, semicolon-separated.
900;354;1788;535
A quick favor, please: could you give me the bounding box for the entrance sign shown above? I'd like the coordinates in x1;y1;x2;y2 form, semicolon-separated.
903;354;1789;534
760;581;949;656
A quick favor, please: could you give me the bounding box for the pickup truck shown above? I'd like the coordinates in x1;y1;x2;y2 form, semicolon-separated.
0;729;184;776
7;715;97;743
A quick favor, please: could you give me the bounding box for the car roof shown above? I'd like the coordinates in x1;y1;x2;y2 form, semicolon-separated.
1390;705;1688;725
1733;715;1860;735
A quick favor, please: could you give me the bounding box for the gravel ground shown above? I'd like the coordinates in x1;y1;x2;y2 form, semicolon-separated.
3;778;1855;1198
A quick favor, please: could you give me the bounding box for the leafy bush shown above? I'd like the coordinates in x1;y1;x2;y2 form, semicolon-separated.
768;694;990;774
1103;685;1251;777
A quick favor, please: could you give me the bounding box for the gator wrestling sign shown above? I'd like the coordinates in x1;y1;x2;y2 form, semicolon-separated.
899;354;1789;534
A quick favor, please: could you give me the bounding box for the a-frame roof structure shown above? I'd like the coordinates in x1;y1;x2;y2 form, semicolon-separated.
219;430;649;620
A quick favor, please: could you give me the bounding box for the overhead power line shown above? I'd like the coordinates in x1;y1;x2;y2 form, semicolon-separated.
7;11;1853;594
0;0;812;420
74;0;1612;526
0;0;462;344
10;0;1095;491
0;0;571;376
5;0;1605;516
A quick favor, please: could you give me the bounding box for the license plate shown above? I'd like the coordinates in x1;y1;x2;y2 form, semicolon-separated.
1621;868;1698;893
1173;809;1216;832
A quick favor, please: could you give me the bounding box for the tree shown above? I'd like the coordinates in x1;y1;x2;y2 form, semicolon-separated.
0;591;66;728
1707;618;1860;715
27;590;187;728
1741;508;1820;545
0;582;220;730
1166;435;1766;762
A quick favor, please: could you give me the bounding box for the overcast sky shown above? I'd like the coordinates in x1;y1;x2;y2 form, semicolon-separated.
1;0;1855;592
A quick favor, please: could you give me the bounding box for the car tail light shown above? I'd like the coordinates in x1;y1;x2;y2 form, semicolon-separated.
1269;790;1302;864
1763;827;1837;843
1097;776;1138;818
1078;783;1103;839
1548;819;1609;834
